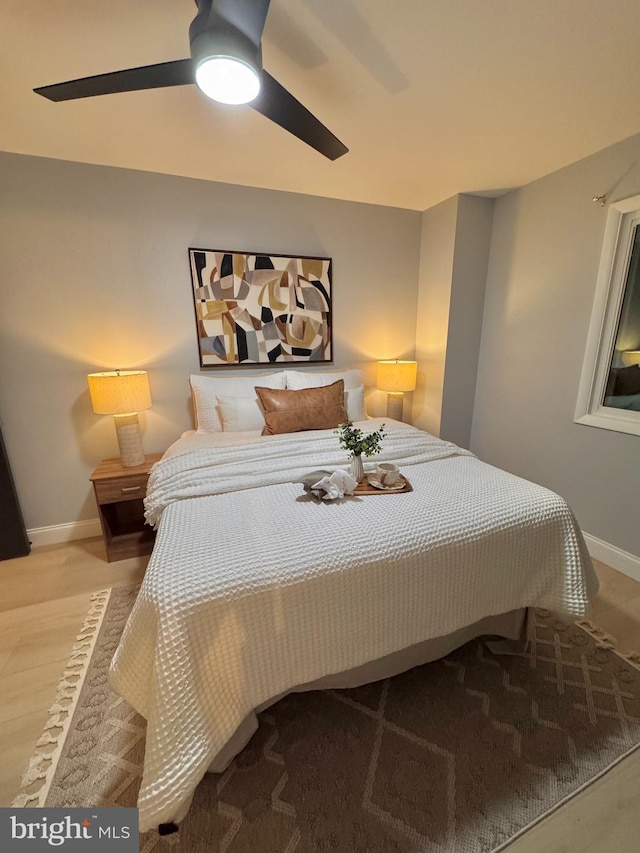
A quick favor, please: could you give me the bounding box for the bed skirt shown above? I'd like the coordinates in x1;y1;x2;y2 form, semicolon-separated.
206;607;528;774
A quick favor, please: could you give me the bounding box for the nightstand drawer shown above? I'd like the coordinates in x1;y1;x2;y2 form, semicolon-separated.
93;474;149;505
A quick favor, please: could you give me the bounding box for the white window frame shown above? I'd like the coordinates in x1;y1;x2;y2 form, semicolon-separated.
574;193;640;437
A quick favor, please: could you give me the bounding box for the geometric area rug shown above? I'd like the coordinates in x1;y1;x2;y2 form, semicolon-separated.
13;585;640;853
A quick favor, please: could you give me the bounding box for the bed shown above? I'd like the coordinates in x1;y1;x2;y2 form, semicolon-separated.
108;370;598;833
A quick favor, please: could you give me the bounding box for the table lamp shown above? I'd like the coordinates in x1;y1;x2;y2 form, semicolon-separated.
88;370;152;467
377;360;417;422
621;350;640;367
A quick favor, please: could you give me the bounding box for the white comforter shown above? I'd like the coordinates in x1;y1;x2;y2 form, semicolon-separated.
143;422;474;527
109;420;597;832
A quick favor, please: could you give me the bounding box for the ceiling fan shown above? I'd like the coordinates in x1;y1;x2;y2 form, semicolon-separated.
33;0;348;161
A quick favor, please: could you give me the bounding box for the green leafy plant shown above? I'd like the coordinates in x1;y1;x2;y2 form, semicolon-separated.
335;421;386;458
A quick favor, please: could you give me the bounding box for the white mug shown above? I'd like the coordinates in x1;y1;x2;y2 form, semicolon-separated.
376;462;401;486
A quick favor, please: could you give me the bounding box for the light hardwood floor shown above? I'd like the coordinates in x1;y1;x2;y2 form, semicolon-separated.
0;537;148;807
0;539;639;851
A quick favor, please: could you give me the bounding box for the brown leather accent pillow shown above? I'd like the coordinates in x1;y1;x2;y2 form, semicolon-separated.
256;380;348;435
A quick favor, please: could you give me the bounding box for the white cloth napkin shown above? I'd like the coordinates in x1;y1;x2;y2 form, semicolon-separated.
310;469;358;500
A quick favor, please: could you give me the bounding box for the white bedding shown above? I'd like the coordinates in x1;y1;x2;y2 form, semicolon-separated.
109;420;597;832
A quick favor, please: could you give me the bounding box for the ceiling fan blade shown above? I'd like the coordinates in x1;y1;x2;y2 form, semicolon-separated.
34;59;194;102
251;71;348;160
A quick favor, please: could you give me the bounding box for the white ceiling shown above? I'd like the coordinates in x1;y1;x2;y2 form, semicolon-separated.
2;0;640;211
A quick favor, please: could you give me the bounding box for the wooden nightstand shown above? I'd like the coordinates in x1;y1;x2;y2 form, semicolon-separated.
90;454;163;562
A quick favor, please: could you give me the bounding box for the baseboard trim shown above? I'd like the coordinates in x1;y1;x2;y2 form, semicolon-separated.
583;532;640;582
27;519;102;548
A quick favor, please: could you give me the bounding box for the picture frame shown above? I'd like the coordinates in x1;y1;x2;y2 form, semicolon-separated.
188;248;333;368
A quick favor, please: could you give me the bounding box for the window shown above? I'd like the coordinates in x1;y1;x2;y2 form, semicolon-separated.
575;194;640;436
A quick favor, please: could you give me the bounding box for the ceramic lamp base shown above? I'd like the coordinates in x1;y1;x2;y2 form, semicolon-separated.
114;413;145;467
386;392;405;422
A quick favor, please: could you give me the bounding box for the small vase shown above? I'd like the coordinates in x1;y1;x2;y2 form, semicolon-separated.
350;453;365;483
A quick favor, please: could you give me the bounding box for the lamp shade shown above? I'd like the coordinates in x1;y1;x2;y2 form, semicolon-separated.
377;360;417;393
621;350;640;367
88;371;152;415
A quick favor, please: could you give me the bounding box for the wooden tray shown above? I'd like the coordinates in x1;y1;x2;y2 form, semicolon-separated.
354;474;412;495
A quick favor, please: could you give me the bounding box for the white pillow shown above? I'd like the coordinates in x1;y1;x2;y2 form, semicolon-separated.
344;385;367;422
285;369;367;421
285;369;363;391
217;395;266;432
190;372;286;432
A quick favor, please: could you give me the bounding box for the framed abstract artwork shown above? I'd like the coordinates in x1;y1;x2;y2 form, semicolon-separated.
188;248;333;368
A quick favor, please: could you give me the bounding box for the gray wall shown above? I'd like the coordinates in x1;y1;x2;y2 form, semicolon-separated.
471;132;640;557
412;196;458;436
440;195;494;449
412;194;493;449
0;152;420;530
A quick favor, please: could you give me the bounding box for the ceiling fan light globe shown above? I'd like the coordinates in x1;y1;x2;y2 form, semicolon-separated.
195;56;260;105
